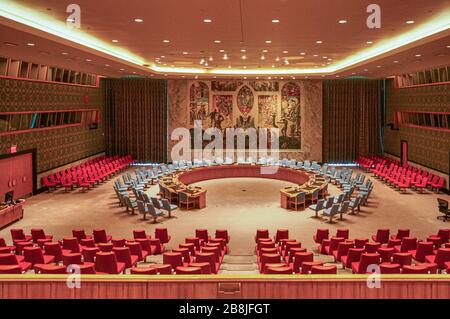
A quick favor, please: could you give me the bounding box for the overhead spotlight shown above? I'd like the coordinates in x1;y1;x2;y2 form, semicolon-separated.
367;41;373;44
261;55;265;60
223;54;228;60
209;56;213;61
27;43;35;46
338;20;347;24
265;40;272;44
163;40;170;43
283;50;288;54
203;19;212;23
406;20;415;24
316;40;323;44
241;49;246;52
182;51;188;55
134;18;143;22
275;57;280;61
263;49;268;53
242;55;247;59
271;19;280;23
415;54;421;57
300;52;306;55
112;39;119;43
214;40;221;43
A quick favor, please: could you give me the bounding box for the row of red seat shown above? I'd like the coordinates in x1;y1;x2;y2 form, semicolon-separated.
41;155;133;192
0;228;170;274
356;155;398;171
314;228;450;274
372;162;445;193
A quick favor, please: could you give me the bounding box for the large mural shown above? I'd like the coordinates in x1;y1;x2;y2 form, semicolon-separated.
186;80;302;149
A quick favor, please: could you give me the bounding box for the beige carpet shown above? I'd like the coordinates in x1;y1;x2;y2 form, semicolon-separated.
1;168;448;263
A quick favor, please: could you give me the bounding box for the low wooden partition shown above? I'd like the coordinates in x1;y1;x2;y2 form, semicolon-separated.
177;165;310;185
0;275;449;299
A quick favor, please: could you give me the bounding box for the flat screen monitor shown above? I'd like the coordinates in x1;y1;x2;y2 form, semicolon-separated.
4;191;14;203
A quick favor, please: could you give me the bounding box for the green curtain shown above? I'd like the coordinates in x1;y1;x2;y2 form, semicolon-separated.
103;78;167;163
323;79;382;162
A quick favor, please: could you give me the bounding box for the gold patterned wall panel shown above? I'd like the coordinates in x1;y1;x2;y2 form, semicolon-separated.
384;79;450;173
0;78;105;173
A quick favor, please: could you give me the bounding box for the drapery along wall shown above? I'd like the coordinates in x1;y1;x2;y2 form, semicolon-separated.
104;78;167;163
322;79;382;162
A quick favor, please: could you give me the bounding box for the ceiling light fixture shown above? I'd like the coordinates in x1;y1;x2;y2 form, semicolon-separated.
134;18;143;23
27;42;35;46
214;40;221;43
182;51;188;55
261;55;265;60
406;20;415;24
339;20;347;24
415;54;422;57
271;19;280;23
241;55;246;59
112;39;119;43
265;40;272;44
203;19;212;23
163;40;170;43
316;40;323;44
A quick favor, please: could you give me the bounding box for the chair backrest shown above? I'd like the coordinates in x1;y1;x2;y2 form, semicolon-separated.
137;200;146;214
0;253;19;265
345;248;365;268
72;229;87;241
324;197;334;209
62;237;80;253
10;229;26;241
296;192;306;201
400;237;417;252
160;198;171;211
395;229;410;240
255;229;269;241
434;248;450;269
275;229;289;242
95;252;120;274
151;197;161;208
133;230;148;239
23;246;44;265
195;229;209;242
125;242;144;261
155;228;170;244
62;252;83;266
31;229;46;242
93;229;109;243
314;229;329;244
336;229;349;239
215;229;229;242
358;253;380;273
375;229;390;244
113;247;133;268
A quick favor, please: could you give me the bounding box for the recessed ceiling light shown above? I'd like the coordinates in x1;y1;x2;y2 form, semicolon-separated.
214;40;221;43
367;41;373;44
203;19;212;23
377;65;382;68
275;57;280;61
244;76;247;79
265;40;272;44
271;65;275;68
406;20;415;24
134;18;143;23
338;20;347;24
4;42;18;47
316;40;323;44
323;56;328;59
182;51;188;55
364;69;368;71
415;54;421;57
243;66;247;69
228;65;231;68
447;45;450;48
241;49;246;52
62;52;68;55
261;56;265;60
336;75;340;78
223;54;228;60
313;54;318;57
219;49;225;52
393;60;399;63
300;52;306;55
160;55;165;58
271;19;280;23
120;68;125;71
163;40;170;43
242;55;247;59
263;49;268;53
112;39;119;43
283;50;288;54
105;64;110;67
209;56;213;61
27;43;35;46
86;58;92;62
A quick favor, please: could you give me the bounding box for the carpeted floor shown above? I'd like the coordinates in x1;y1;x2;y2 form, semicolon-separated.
1;168;448;273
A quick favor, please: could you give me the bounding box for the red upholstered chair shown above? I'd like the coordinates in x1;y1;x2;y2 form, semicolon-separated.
134;238;152;256
31;229;53;244
354;238;369;249
195;229;210;244
149;238;165;255
180;243;196;257
215;229;230;243
0;247;13;254
188;262;211;274
259;248;278;257
173;248;191;263
313;229;329;244
175;266;202;275
282;241;302;257
263;263;285;273
93;229;112;244
201;246;222;262
394;237;417;253
0;237;15;253
415;262;438;274
335;229;349;240
409;242;434;262
10;229;32;244
133;230;152;240
266;266;293;274
259;253;282;273
301;261;324;274
445;262;450;272
446;243;450;248
130;267;157;275
391;229;410;241
402;265;429;274
195;252;218;273
377;247;395;263
150;264;172;274
34;264;67;274
311;265;337;274
351;253;380;274
0;253;32;272
94;252;125;274
324;237;344;255
82;247;100;263
274;229;289;243
163;252;185;270
112;239;126;247
44;242;67;263
387;238;402;248
318;239;330;254
257;241;276;253
371;229;390;244
155;228;171;244
126;241;149;262
0;265;23;274
62;237;82;253
380;263;401;274
62;252;83;266
285;247;307;264
427;229;450;248
80;238;96;248
255;229;270;243
23;246;55;267
185;237;202;251
98;243;114;252
209;238;227;254
72;229;92;242
392;253;412;267
292;252;314;273
333;242;354;262
74;263;96;274
113;247;138;269
14;241;34;255
425;248;450;270
365;242;381;253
